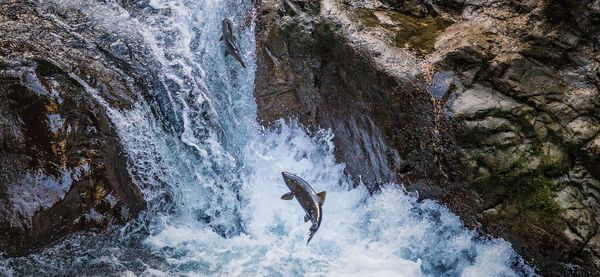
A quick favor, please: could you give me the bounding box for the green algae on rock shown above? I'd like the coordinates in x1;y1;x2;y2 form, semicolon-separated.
356;8;452;56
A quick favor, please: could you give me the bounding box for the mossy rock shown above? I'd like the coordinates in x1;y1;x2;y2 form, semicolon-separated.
355;8;452;56
475;170;562;216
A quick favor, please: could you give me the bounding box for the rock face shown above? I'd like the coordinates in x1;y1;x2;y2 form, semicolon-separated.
254;0;600;274
255;0;435;187
0;1;145;255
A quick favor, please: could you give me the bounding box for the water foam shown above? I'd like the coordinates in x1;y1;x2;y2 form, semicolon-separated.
136;122;532;276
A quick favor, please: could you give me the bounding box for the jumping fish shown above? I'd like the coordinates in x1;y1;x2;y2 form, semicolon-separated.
281;172;326;244
219;17;246;68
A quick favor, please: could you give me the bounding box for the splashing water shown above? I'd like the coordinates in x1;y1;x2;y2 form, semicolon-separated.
1;0;536;276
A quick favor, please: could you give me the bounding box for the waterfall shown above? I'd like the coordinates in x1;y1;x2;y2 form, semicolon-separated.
1;0;536;276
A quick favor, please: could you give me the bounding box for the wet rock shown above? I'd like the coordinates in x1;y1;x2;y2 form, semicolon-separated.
255;0;423;186
0;1;145;255
566;117;600;145
255;0;600;274
437;0;600;273
451;85;525;117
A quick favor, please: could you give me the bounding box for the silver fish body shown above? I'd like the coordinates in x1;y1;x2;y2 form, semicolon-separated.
281;172;326;244
219;18;246;68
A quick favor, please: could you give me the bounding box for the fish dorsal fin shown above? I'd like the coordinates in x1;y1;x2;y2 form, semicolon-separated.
317;191;326;205
281;192;294;200
304;214;311;222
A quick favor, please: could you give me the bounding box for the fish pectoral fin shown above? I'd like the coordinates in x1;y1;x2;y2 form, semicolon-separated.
280;192;294;200
304;214;311;222
224;49;230;57
317;191;326;205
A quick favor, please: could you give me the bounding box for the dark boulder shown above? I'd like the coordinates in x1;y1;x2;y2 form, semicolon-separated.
0;0;145;255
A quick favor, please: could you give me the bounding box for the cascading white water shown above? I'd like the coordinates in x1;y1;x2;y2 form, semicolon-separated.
1;0;536;276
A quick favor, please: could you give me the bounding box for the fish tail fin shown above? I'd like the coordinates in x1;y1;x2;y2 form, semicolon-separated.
307;226;318;245
306;234;314;245
233;53;246;68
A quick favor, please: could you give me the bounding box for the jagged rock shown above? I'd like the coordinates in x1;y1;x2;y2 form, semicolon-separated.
451;85;526;117
0;1;145;255
566;117;600;145
254;0;600;274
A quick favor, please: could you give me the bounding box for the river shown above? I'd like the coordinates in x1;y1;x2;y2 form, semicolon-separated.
1;0;535;276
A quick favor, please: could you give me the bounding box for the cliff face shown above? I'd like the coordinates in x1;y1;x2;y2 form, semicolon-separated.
254;0;600;274
0;1;146;255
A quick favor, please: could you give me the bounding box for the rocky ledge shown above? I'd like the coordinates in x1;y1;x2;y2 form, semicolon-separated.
0;1;146;255
254;0;600;275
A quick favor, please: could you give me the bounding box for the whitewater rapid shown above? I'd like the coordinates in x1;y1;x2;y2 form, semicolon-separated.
2;0;535;276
